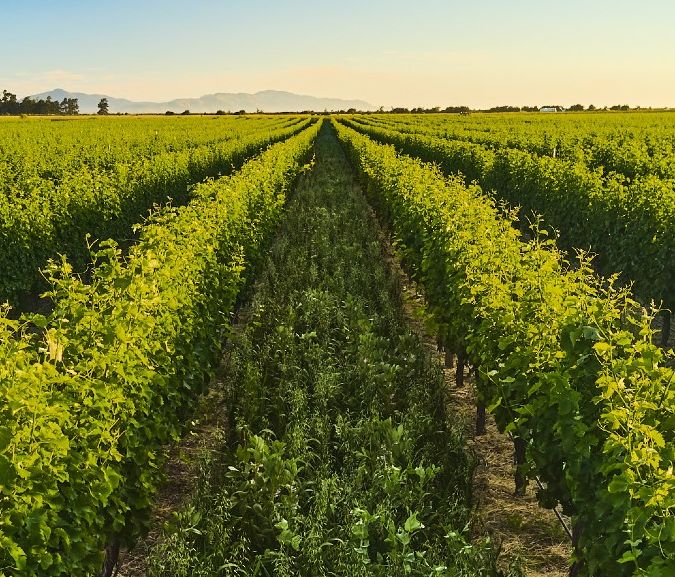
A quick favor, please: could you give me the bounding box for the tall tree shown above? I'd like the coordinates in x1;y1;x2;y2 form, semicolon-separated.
19;96;34;114
1;90;19;114
59;98;79;115
97;98;109;115
66;98;79;115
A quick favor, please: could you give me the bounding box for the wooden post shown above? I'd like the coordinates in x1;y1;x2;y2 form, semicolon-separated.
455;349;465;387
569;520;584;577
99;536;120;577
474;366;486;435
513;436;527;496
476;403;486;436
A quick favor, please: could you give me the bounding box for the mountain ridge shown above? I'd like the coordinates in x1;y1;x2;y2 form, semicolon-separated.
29;88;376;113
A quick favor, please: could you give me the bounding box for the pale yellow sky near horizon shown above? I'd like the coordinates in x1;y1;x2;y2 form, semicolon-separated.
3;0;675;109
11;57;673;110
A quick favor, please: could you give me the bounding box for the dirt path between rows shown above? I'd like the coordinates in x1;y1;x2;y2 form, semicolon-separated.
365;199;572;577
115;139;572;577
115;335;239;577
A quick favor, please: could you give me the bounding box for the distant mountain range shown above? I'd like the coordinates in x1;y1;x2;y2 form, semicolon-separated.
29;89;376;114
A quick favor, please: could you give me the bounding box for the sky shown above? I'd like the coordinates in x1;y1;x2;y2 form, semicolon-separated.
1;0;674;109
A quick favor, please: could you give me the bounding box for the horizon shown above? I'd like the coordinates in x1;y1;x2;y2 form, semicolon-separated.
26;87;373;104
19;88;675;111
2;0;675;109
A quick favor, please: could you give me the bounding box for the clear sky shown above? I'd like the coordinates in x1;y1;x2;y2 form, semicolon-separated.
2;0;674;108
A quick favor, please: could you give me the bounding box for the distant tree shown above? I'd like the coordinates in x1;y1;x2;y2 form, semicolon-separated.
215;109;226;115
235;109;246;115
39;96;61;115
588;104;597;111
36;96;49;114
568;104;584;111
521;105;539;112
19;96;34;115
346;108;357;114
405;106;441;114
165;110;175;115
487;105;521;112
97;98;109;115
391;107;410;114
1;90;19;114
0;91;80;115
59;97;79;115
443;105;471;113
2;90;16;103
181;109;190;115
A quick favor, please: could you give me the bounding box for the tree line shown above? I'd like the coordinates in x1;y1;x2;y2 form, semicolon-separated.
381;104;640;114
1;90;79;115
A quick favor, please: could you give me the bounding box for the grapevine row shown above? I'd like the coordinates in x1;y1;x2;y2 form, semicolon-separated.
0;120;321;577
0;115;301;190
0;116;310;304
334;119;674;576
342;116;675;336
356;113;675;181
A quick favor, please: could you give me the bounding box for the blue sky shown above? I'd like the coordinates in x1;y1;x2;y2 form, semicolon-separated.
2;0;674;107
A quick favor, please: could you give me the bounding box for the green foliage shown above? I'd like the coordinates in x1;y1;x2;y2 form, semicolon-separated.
342;114;675;310
0;115;311;304
334;119;675;576
146;126;504;577
97;98;109;115
0;121;321;576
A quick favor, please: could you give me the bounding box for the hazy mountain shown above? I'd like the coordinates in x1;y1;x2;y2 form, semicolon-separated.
30;89;376;113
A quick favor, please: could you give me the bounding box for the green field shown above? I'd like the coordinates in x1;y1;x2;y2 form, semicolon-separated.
0;113;673;577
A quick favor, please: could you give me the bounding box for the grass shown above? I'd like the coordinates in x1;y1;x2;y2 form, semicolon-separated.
142;124;511;577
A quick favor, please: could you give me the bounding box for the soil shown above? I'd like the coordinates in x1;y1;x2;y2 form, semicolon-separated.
366;201;572;577
115;353;234;577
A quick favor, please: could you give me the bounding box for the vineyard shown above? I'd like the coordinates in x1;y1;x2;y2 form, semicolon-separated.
0;113;673;577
